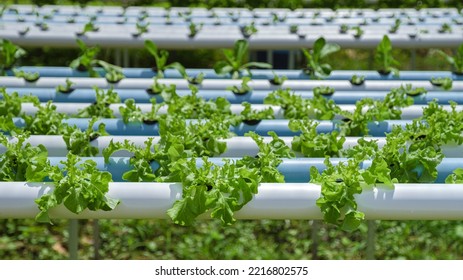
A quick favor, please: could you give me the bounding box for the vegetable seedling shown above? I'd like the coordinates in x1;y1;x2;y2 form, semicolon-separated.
313;86;335;96
76;21;99;36
289;24;298;34
240;101;274;125
438;23;452;33
228;77;252;95
214;39;272;79
352;26;364;38
339;24;349;34
240;22;258;38
18;27;30;36
146;78;168;95
431;44;463;75
269;72;287;85
188;22;203;38
350;75;365;85
145;40;186;78
56;78;75;93
133;21;149;37
401;83;427;96
389;19;401;34
430;77;453;90
375;35;400;76
301;37;340;79
13;69;40;82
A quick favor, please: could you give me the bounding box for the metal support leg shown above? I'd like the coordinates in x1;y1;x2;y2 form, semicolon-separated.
266;50;274;66
68;219;78;260
411;49;417;70
123;49;130;68
368;50;374;70
366;220;376;260
114;49;122;67
311;220;320;259
93;220;100;260
288;50;295;70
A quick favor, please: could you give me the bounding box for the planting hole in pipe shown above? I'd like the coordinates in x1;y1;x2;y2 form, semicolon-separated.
242;119;262;126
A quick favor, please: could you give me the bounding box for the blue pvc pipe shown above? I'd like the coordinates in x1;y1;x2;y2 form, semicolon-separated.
11;118;409;137
48;157;159;182
205;157;459;183
5;67;463;81
48;156;455;183
3;87;463;105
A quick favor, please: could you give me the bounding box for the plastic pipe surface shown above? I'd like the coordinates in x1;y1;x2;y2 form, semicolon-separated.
1;182;463;219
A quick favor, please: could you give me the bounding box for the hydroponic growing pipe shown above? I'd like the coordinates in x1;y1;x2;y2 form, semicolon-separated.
3;32;463;49
7;67;463;81
5;135;460;158
1;182;463;220
11;118;413;136
17;103;461;121
5;87;463;105
43;157;460;183
2;77;463;92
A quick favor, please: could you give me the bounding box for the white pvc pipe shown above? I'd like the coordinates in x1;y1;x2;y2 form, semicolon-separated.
20;103;283;118
18;103;463;120
2;77;463;91
2;136;461;157
1;182;463;219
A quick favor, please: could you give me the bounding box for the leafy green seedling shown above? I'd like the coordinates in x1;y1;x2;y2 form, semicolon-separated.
375;35;400;76
228;77;252;95
240;22;258;38
214;39;272;79
339;24;349;34
98;60;125;83
430;77;453;90
400;84;427;96
22;101;68;135
0;89;39;117
240;102;274;125
350;75;365;85
76;21;99;36
144;40;186;78
133;21;149;37
18;27;30;36
62;117;108;156
431;44;463;75
35;153;119;223
289;24;298;34
438;23;452;33
39;23;49;31
301;37;340;79
76;87;121;118
188;22;203;38
69;39;100;75
0;39;26;73
13;69;40;82
0;131;49;182
269;72;287;85
352;26;364;38
70;39;124;82
389;19;401;33
56;78;75;93
146;78;168;95
289;119;345;158
313;86;335;96
446;168;463;183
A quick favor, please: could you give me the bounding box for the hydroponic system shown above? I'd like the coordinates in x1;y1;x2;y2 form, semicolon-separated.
0;4;463;258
